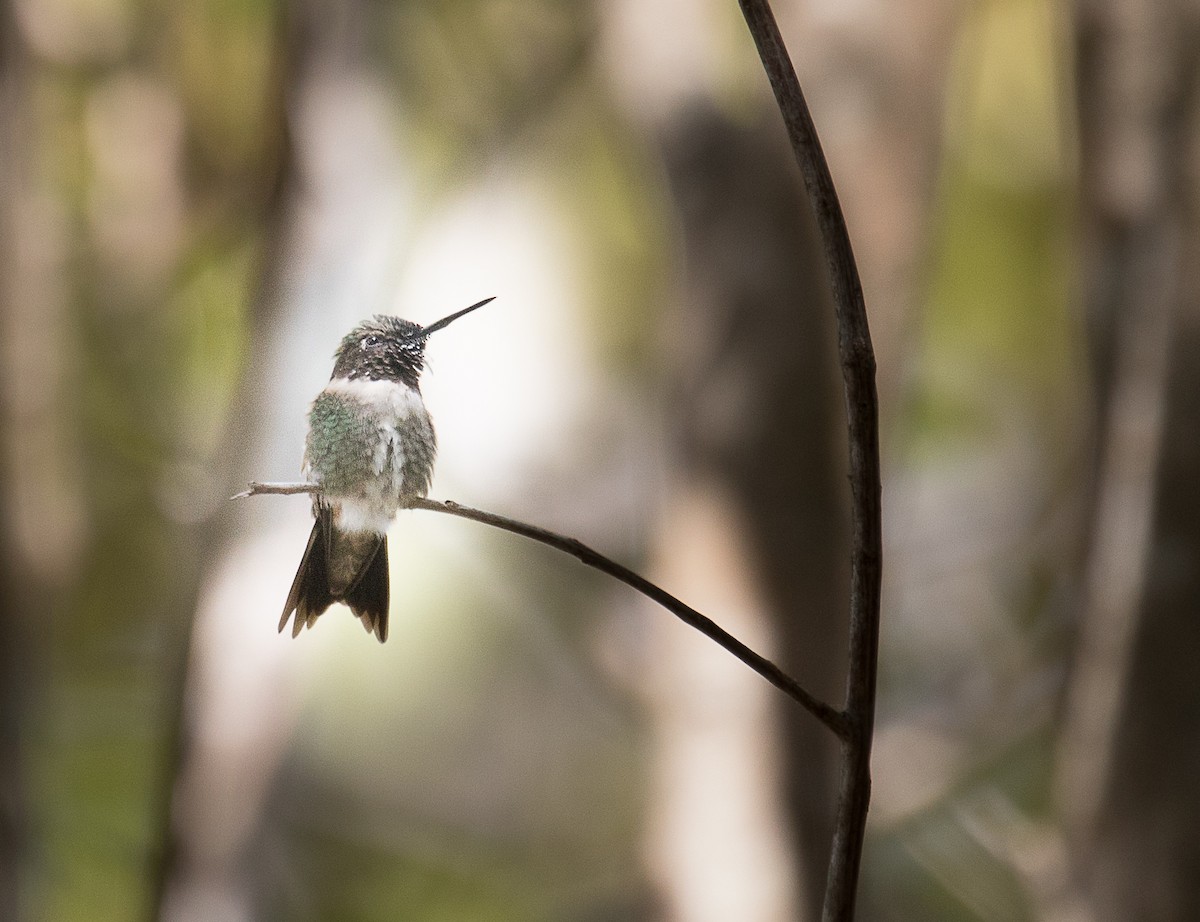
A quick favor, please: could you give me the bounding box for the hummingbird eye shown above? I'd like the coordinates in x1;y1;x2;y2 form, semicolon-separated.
362;334;382;349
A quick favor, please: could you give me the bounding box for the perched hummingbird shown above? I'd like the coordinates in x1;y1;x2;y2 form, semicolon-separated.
279;297;494;643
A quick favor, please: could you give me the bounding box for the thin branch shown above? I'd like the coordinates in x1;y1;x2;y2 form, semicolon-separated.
232;481;321;499
235;483;846;736
413;498;847;734
734;3;884;922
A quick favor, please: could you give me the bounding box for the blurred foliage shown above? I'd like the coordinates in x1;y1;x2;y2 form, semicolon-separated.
870;0;1081;919
8;0;281;918
378;0;669;371
382;0;595;154
908;0;1079;457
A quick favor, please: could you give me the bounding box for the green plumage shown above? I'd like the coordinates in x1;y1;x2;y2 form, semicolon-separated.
305;391;379;494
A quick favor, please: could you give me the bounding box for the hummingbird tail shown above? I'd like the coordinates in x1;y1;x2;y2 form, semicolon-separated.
279;507;390;643
345;535;389;643
280;514;335;638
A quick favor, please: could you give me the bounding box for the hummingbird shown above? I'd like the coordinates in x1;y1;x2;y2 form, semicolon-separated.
279;296;495;643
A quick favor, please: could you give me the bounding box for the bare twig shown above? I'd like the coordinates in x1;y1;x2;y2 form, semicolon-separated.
235;483;846;735
232;481;321;499
734;3;884;921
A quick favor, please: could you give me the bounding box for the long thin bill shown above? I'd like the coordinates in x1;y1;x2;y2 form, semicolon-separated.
420;296;495;336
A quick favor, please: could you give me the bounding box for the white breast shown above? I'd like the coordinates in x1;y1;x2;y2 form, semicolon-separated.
324;375;428;420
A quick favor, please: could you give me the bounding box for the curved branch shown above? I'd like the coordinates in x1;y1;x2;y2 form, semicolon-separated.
412;497;847;735
734;3;884;921
235;482;846;735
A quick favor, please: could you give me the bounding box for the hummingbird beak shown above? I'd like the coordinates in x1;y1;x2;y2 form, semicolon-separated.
419;297;495;338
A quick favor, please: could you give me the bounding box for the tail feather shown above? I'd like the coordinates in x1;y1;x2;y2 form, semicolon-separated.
344;536;389;643
280;512;334;637
279;508;390;643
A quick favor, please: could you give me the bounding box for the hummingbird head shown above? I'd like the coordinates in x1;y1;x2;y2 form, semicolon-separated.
331;297;494;388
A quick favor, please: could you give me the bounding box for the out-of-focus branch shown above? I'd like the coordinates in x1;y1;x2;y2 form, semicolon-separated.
734;3;883;921
235;482;847;735
147;6;302;918
0;2;31;916
1060;1;1200;917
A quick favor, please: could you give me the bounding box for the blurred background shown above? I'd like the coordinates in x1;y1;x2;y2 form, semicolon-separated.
2;0;1199;920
